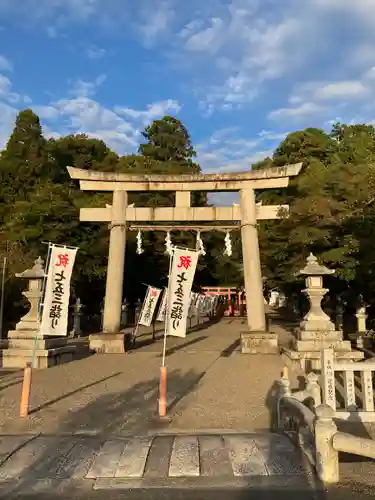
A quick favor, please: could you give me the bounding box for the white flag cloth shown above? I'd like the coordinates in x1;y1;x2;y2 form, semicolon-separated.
156;288;168;322
166;248;199;338
197;294;206;314
40;245;78;336
139;286;162;326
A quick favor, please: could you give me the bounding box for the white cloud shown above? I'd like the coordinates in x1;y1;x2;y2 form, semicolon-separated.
290;79;370;105
269;63;375;123
0;0;102;21
0;55;12;71
46;26;59;38
137;0;175;48
86;46;106;60
0;70;184;155
0;74;19;103
179;4;305;112
32;105;61;120
0;101;17;149
258;130;289;142
314;81;368;100
196;127;280;173
184;17;225;53
68;74;107;97
115;100;181;123
311;0;375;21
268;102;325;122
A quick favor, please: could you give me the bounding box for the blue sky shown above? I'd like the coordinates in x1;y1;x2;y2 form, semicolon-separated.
0;0;375;174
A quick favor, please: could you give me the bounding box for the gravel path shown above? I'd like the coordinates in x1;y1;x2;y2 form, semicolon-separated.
0;318;284;435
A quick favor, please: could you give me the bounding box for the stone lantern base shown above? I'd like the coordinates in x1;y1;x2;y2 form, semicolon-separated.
282;329;363;372
240;331;279;354
0;330;76;369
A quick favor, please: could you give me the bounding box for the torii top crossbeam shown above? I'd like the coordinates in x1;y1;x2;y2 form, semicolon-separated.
67;163;302;191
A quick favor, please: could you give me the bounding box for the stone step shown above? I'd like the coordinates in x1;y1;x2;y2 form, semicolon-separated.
0;433;314;494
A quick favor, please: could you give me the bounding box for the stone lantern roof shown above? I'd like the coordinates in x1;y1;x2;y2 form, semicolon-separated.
299;253;335;277
15;256;45;279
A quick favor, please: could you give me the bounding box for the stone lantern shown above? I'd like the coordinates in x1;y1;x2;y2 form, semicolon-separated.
1;257;76;369
14;256;46;333
299;253;335;333
282;253;363;371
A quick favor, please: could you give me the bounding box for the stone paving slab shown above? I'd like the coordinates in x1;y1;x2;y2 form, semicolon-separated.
0;433;313;495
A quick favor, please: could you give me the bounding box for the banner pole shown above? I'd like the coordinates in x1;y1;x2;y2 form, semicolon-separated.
132;286;149;344
159;249;174;418
20;243;53;418
0;257;7;339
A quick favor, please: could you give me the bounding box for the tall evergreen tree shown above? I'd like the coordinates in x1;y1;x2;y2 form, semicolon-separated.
140;116;207;207
0;109;51;201
139;116;196;166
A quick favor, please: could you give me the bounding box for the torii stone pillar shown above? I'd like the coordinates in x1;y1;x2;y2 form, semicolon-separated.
239;188;278;353
240;188;265;331
103;190;127;333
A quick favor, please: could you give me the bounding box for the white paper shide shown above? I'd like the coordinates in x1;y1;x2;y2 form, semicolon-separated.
40;245;78;336
139;286;162;326
167;248;199;338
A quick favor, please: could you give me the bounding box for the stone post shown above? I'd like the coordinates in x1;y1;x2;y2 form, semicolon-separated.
279;368;292;398
335;297;344;333
239;188;265;332
356;295;367;334
135;298;142;324
102;190;127;333
314;404;339;484
305;372;322;407
70;298;83;338
121;299;129;327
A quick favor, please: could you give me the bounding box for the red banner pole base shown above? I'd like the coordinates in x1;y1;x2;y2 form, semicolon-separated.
158;366;167;417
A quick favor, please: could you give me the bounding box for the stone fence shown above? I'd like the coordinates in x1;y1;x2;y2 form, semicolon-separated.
277;363;375;484
321;348;375;422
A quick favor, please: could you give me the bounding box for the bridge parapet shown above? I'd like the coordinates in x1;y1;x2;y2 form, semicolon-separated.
277;363;375;484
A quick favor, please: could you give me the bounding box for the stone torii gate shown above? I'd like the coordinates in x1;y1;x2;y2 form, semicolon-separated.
67;163;302;354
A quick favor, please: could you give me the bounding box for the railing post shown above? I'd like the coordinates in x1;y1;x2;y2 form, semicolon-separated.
314;404;339;484
121;298;129;327
306;372;322;407
279;366;292;397
70;297;83;338
135;298;142;324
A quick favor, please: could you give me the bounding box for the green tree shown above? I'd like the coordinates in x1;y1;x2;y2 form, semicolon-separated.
258;124;375;304
138;116;207;207
139;116;196;165
0;109;52;204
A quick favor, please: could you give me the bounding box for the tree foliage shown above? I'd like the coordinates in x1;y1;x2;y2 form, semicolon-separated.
2;109;375;327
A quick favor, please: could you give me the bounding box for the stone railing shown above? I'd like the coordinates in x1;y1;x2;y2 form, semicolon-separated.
277;376;316;467
321;348;375;422
277;370;375;484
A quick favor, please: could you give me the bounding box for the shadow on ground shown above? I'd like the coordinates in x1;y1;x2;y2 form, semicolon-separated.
0;368;214;497
1;357;327;499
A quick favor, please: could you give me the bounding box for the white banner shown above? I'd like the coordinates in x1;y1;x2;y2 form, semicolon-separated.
197;294;206;314
40;245;78;336
139;286;162;326
167;248;199;338
156;288;168;322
